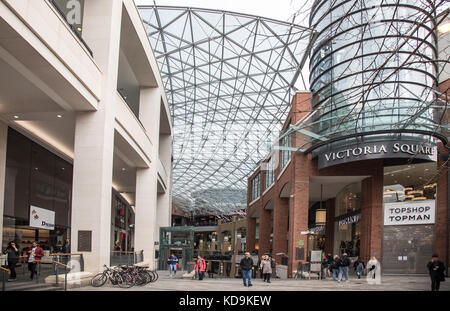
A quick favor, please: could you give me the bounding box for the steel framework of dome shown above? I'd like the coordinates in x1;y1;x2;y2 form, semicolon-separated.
138;5;314;215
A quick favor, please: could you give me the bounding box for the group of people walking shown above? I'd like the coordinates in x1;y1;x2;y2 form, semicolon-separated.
2;241;44;281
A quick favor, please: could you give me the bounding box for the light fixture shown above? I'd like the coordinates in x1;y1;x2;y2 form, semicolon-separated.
121;168;126;171
13;115;19;119
315;209;326;225
57;114;62;118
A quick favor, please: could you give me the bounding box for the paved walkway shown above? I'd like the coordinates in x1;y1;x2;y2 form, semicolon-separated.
71;272;450;291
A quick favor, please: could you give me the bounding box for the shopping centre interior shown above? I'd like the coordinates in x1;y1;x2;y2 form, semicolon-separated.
0;0;449;289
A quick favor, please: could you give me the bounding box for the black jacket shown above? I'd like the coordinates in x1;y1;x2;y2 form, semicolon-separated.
341;256;351;267
321;257;330;268
3;246;20;260
240;257;254;270
331;258;341;269
427;260;445;279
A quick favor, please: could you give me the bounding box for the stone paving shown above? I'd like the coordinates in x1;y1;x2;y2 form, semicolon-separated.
71;271;450;291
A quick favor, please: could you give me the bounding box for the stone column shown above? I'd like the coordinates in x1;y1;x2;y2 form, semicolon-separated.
70;0;122;272
0;121;7;246
134;87;161;269
273;196;289;264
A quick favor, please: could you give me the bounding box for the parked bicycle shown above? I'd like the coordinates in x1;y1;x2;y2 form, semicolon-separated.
90;265;158;288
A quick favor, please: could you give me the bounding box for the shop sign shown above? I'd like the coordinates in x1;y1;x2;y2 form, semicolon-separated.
338;215;360;227
384;200;435;226
308;226;325;233
29;206;55;230
318;141;437;169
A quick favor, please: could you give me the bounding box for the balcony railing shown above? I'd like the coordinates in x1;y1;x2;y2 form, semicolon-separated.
48;0;93;57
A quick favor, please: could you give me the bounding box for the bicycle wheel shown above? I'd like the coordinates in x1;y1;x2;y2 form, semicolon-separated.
151;270;159;282
135;273;148;286
110;272;123;286
118;272;135;288
91;273;107;287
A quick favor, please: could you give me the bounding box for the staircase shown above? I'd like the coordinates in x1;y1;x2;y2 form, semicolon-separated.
3;280;63;291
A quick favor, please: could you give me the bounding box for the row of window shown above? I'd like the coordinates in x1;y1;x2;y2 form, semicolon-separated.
250;133;292;202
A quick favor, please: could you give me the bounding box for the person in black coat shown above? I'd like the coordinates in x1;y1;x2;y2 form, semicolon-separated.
331;255;341;281
321;255;330;279
3;241;20;281
240;252;254;287
426;254;446;291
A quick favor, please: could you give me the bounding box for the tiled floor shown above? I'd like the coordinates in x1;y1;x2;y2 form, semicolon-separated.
71;272;450;291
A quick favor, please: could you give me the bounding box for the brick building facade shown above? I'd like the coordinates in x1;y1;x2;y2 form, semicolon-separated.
246;90;449;278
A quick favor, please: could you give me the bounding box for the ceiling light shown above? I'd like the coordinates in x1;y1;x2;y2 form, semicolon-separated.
13;116;19;119
57;114;62;118
121;168;126;171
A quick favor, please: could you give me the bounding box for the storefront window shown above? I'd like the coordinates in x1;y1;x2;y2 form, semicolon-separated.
333;182;361;257
383;162;437;203
335;182;361;217
2;129;72;252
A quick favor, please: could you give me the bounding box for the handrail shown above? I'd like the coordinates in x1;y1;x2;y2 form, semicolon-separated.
50;253;83;256
37;260;72;270
0;267;10;274
111;250;143;254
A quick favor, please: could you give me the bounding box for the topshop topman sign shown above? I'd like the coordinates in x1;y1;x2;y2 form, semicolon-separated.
318;141;437;169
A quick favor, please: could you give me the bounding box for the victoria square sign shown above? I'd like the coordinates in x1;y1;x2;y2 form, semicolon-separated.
318;141;437;169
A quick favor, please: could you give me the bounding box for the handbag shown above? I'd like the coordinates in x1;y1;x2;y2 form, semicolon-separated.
176;263;179;269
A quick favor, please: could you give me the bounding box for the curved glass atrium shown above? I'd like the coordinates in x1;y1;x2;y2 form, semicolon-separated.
139;5;313;215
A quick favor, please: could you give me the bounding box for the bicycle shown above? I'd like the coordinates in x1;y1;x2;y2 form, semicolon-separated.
91;265;125;288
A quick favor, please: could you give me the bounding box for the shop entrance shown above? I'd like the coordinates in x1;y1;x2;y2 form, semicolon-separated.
309;176;368;259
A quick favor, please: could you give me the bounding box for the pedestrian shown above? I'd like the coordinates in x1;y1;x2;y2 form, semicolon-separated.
326;253;333;277
321;254;329;280
257;255;263;279
194;255;206;280
331;255;341;281
260;255;272;283
353;256;365;279
340;252;351;282
240;252;254;287
3;241;20;281
61;238;71;264
426;254;445;291
367;256;379;280
167;253;178;278
26;241;44;280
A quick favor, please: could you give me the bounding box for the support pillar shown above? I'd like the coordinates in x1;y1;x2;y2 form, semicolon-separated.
246;217;256;253
360;164;383;262
436;143;448;265
273;196;289;264
259;208;271;255
70;0;122;272
324;198;335;255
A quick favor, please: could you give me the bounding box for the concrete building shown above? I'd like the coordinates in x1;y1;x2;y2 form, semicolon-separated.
0;0;172;273
246;2;449;277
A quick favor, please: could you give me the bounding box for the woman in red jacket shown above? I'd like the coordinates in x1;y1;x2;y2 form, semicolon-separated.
194;255;207;281
27;241;44;280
